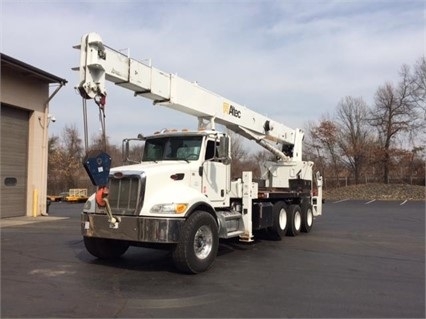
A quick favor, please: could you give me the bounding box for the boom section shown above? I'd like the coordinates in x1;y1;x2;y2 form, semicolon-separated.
76;32;303;161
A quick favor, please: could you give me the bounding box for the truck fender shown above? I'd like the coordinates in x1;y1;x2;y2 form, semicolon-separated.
184;201;217;222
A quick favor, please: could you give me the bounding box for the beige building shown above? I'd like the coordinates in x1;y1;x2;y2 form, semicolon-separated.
1;53;67;218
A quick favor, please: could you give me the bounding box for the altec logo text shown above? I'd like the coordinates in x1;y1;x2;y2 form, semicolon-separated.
223;102;241;118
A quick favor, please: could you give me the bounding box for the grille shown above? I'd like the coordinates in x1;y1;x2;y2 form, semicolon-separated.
108;175;145;215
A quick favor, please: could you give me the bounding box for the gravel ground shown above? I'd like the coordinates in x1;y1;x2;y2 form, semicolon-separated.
323;183;425;201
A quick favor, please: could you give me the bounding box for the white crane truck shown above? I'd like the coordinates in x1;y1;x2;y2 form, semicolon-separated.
75;32;323;274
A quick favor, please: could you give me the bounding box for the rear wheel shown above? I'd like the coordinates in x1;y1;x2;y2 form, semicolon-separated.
172;211;219;274
286;204;302;237
84;237;129;259
301;203;314;233
267;201;288;240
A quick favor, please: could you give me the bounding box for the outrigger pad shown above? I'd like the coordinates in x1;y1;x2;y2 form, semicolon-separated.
83;151;112;186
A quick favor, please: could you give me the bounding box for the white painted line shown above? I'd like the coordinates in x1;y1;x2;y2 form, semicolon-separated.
365;199;376;205
333;199;349;204
400;200;408;206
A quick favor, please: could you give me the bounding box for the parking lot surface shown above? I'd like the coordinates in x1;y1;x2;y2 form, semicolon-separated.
1;200;425;318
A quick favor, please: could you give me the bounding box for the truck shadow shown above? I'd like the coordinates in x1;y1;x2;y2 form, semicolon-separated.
73;238;266;273
217;231;280;256
72;234;276;274
217;237;257;256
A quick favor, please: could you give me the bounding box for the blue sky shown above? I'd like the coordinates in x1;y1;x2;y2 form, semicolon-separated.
1;0;424;146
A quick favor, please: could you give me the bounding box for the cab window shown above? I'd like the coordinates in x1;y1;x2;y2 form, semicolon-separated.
143;136;202;161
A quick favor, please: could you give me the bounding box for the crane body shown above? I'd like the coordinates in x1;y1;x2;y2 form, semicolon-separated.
76;33;323;273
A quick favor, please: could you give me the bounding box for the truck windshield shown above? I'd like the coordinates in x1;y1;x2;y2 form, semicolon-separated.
142;136;203;161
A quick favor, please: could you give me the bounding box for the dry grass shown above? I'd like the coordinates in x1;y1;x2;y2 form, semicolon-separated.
323;183;425;201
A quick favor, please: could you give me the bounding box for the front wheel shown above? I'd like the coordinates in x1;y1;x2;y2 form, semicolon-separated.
84;237;129;259
172;211;219;274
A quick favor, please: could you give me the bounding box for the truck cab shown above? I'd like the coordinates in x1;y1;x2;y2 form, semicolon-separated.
82;130;239;273
85;129;232;213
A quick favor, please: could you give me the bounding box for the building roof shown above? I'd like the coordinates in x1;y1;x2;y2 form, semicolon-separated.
1;53;67;85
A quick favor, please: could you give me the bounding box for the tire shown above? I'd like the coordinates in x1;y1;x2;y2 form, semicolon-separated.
267;201;288;240
301;203;314;233
83;236;129;259
172;211;219;274
286;204;302;237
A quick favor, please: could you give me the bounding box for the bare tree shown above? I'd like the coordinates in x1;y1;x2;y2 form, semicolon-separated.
409;56;426;151
228;130;250;179
336;96;371;184
250;149;274;179
369;63;422;183
409;146;426;185
47;135;62;194
51;125;85;190
308;118;341;185
410;56;426;113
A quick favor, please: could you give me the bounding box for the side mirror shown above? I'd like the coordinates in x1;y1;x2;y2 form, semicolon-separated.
218;136;229;158
218;135;231;165
121;136;145;164
122;139;131;163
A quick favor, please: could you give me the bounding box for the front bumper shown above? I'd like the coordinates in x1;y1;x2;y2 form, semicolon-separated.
81;212;185;243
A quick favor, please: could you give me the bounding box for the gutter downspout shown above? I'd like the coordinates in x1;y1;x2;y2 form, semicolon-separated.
39;81;66;216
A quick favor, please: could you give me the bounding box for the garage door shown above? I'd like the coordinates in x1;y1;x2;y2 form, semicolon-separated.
1;104;29;218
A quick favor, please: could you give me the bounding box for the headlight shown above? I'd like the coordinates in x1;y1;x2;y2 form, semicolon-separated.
83;193;96;212
150;203;188;214
83;199;92;211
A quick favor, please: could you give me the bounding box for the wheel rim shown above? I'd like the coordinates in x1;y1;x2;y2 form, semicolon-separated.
307;208;313;227
279;208;287;230
193;225;213;260
294;211;301;230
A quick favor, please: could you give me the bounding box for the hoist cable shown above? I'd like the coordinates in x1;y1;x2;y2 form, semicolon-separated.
98;105;107;152
82;94;107;154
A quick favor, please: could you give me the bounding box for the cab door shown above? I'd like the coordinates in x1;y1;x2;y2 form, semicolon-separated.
201;139;230;206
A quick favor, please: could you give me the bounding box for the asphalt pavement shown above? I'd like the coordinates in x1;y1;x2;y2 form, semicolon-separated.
1;200;425;318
